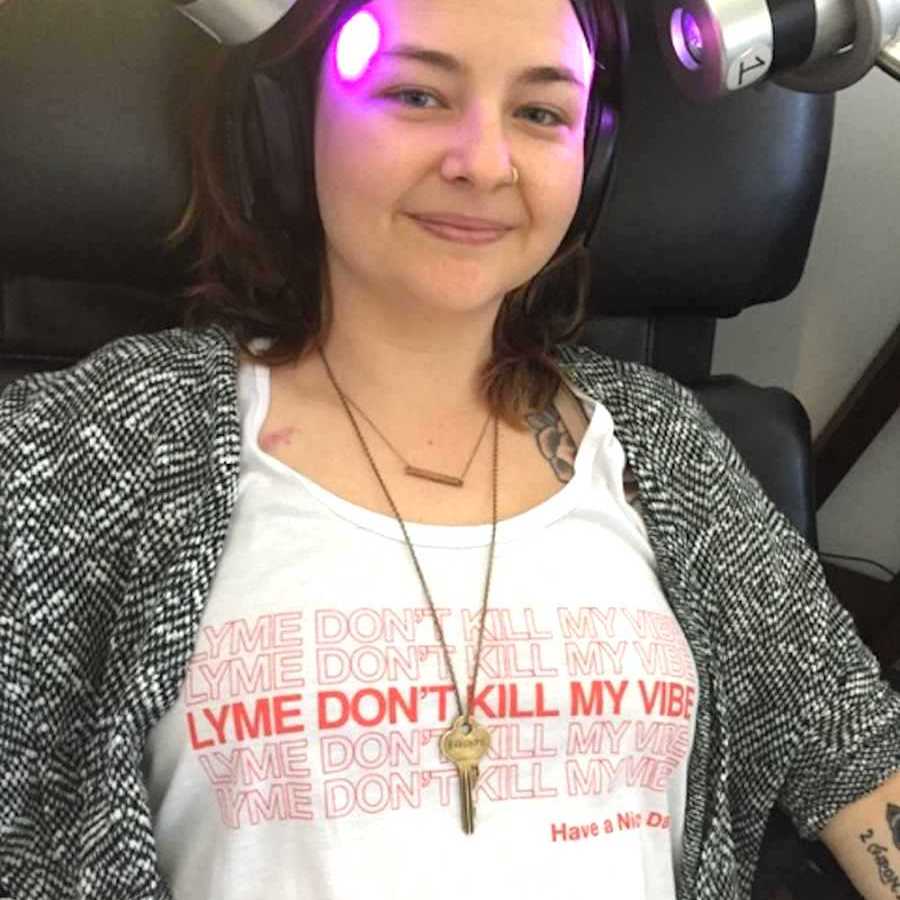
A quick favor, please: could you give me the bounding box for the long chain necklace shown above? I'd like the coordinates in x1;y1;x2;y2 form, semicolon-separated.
316;343;496;834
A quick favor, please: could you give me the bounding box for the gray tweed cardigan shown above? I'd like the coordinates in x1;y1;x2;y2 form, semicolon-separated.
2;325;900;900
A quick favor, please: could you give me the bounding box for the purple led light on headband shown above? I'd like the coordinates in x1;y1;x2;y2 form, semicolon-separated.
336;10;382;81
579;41;596;88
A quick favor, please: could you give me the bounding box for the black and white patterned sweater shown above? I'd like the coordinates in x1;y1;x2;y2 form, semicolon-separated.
2;324;899;900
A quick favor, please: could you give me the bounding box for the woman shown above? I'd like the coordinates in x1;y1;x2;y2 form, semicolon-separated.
2;0;900;898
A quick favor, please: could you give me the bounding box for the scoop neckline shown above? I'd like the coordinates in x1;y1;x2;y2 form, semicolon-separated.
242;360;612;548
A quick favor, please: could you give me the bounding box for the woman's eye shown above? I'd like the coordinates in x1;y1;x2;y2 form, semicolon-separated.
385;89;566;128
521;107;566;128
387;89;441;110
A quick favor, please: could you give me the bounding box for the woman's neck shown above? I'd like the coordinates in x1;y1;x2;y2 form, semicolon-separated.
311;305;501;424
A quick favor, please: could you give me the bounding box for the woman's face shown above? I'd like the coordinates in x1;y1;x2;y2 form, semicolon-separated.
313;0;594;321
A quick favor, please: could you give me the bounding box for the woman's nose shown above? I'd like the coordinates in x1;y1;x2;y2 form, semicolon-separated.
443;107;517;187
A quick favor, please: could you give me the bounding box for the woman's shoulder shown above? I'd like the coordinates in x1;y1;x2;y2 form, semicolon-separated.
0;325;237;458
558;342;700;422
559;341;744;484
3;325;234;406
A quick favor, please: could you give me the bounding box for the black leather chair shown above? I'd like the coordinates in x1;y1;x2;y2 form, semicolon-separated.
0;2;852;897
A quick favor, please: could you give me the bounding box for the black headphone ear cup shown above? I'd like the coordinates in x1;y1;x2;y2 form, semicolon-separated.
564;94;619;248
247;67;311;225
221;45;312;230
566;0;624;247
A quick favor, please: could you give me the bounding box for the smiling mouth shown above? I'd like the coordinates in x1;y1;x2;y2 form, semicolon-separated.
410;216;512;245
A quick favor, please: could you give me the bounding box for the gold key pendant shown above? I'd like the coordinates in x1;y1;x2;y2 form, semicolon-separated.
440;715;491;834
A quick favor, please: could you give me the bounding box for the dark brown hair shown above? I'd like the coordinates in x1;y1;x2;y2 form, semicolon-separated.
166;0;598;428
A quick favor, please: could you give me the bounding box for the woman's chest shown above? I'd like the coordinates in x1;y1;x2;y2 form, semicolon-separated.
256;377;591;527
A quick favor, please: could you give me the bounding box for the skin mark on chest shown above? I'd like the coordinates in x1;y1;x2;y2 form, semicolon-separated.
259;426;299;453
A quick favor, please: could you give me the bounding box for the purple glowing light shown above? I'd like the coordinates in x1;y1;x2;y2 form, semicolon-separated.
600;105;617;134
681;11;704;64
580;40;595;89
670;8;705;71
336;10;382;82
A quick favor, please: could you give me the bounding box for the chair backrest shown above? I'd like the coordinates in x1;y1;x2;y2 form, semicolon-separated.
0;0;826;543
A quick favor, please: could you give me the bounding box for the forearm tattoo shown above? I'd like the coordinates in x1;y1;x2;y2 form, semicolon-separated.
856;805;900;897
889;804;900;850
527;405;578;484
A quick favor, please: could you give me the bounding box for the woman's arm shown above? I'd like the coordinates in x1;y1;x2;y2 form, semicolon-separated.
0;378;40;890
821;769;900;899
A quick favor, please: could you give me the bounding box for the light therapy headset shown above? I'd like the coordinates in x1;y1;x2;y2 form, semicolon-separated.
172;0;622;249
174;0;900;105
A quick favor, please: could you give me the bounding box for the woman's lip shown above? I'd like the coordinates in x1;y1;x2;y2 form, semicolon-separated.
410;216;512;245
411;214;512;231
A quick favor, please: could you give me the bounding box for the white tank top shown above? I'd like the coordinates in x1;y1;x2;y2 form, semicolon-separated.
142;358;699;900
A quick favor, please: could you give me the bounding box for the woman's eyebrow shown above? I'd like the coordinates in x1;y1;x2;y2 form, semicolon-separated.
382;43;586;88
